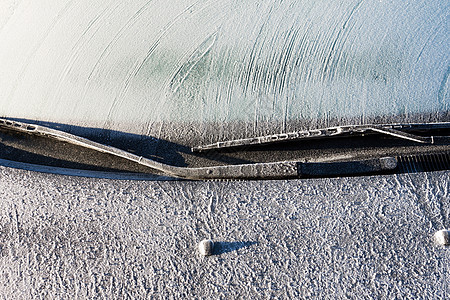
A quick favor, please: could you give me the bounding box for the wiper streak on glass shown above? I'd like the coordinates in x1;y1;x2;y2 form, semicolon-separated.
192;123;447;152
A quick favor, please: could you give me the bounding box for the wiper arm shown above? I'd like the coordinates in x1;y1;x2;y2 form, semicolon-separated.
0;118;400;180
368;126;432;144
192;123;447;152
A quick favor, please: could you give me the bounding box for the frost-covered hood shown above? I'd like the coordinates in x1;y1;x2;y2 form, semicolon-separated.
0;165;448;298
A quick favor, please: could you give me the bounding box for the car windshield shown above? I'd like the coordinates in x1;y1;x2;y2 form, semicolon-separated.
0;1;448;178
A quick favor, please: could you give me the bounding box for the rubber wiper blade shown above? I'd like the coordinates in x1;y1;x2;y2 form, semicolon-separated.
0;118;399;180
192;123;448;152
0;118;293;180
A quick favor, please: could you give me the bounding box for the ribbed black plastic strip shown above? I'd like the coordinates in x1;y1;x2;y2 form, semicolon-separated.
396;152;449;173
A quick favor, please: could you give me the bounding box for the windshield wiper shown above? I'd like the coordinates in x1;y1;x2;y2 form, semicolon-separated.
0;118;406;180
192;123;449;152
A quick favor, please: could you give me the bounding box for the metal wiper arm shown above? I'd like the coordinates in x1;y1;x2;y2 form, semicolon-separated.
0;118;399;180
192;123;448;152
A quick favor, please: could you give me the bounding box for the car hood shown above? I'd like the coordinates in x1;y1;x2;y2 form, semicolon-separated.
0;165;448;298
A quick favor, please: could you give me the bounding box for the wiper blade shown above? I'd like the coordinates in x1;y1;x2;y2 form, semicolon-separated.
0;118;401;180
192;123;448;152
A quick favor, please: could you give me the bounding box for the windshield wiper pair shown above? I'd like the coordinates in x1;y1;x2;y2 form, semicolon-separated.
0;118;447;180
192;123;445;152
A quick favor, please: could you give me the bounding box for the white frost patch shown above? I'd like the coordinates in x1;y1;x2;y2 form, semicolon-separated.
434;229;450;246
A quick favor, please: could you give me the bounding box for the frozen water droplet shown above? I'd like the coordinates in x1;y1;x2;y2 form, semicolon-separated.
199;239;214;256
434;230;450;246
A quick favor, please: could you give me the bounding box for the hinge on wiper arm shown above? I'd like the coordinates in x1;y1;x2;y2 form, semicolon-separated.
192;123;446;152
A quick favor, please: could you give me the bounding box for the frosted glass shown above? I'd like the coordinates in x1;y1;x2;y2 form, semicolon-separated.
0;0;448;143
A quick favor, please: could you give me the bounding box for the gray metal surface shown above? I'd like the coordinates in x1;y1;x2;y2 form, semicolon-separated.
0;166;449;298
